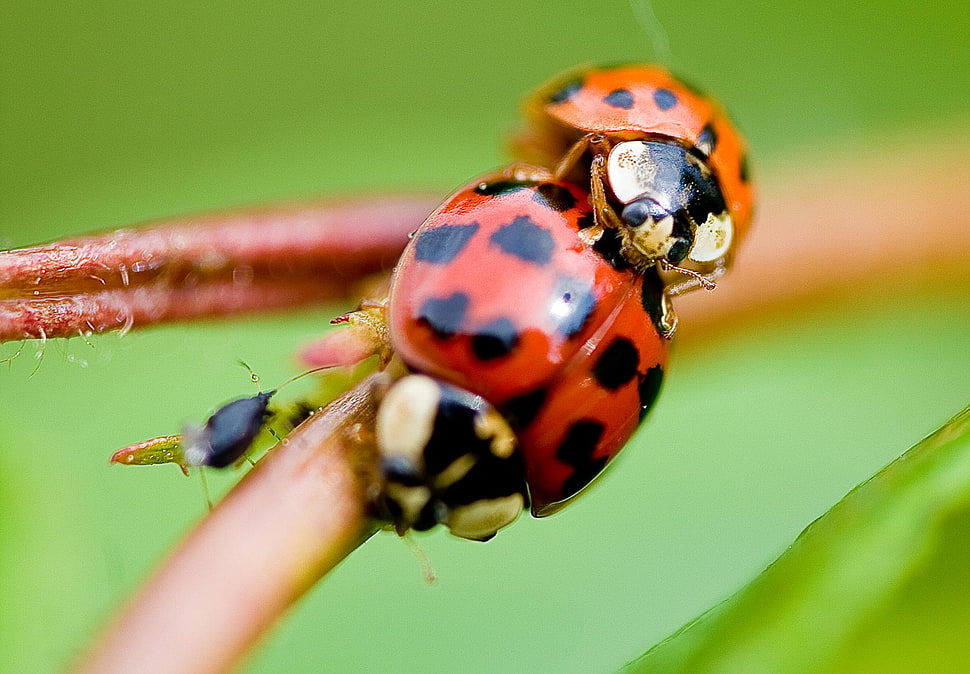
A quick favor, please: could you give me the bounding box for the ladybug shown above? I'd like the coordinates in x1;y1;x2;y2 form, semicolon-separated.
108;64;749;544
370;173;669;540
511;64;754;335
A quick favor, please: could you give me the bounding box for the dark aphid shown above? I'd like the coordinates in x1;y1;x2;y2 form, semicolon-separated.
183;390;276;468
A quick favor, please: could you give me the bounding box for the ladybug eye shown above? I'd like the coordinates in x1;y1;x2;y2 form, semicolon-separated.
619;198;682;261
620;198;668;228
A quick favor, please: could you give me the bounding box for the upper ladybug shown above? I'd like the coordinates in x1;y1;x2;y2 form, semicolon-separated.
511;64;753;334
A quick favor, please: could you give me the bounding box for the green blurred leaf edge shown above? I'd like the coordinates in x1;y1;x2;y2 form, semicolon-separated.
625;404;970;673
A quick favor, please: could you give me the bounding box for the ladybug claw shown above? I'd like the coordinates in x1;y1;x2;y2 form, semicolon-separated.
657;293;678;339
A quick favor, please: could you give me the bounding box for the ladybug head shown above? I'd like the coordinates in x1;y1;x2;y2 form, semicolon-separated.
606;140;733;269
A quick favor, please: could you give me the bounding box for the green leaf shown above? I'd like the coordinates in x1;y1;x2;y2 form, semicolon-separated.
625;405;970;673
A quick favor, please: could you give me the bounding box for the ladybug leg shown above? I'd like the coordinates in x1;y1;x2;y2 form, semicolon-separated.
662;258;727;297
657;290;678;339
652;259;727;339
589;152;624;230
555;134;624;237
504;133;614;192
551;133;607;179
503;132;605;183
658;258;720;293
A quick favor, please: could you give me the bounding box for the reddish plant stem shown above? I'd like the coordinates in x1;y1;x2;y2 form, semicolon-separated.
676;145;970;335
75;375;384;674
0;195;437;341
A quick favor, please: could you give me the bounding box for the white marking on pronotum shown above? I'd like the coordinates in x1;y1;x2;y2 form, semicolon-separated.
689;211;734;263
376;374;441;466
607;141;661;205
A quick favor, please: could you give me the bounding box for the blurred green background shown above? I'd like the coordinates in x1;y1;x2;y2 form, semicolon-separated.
1;1;968;672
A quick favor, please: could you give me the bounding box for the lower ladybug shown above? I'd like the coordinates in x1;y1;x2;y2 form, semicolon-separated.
362;173;669;540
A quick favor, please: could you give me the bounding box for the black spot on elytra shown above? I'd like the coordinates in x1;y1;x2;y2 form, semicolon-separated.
474;179;533;197
695;124;718;157
548;78;583;104
534;183;577;212
576;211;596;230
653;88;678;111
417;292;469;339
593;337;640;390
549;275;597;338
562;456;608;500
603;88;634;109
471;318;520;361
591;227;631;271
556;420;604;465
414;223;479;264
739;153;750;183
489;216;554;265
638;366;664;422
640;268;665;333
556;420;608;499
502;387;548;429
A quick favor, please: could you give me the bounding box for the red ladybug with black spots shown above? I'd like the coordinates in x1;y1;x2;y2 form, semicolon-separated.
380;174;668;535
111;64;750;543
361;64;751;540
